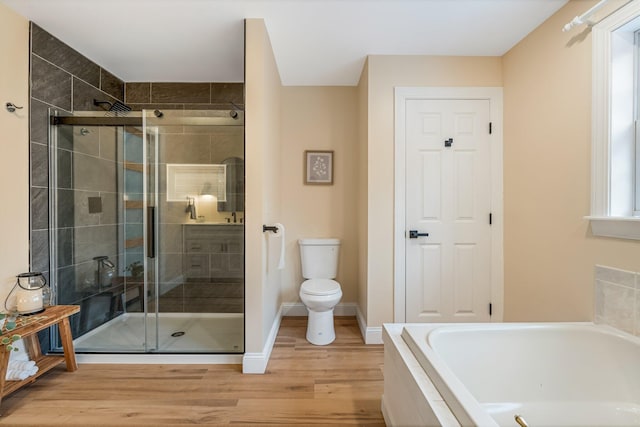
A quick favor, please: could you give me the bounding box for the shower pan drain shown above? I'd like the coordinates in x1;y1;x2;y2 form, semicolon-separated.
171;331;185;337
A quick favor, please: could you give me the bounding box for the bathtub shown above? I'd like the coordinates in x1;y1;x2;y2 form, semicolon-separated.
382;323;640;427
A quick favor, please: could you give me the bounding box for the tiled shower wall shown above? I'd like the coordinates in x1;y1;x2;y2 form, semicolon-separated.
29;22;125;283
594;265;640;335
29;22;245;337
125;82;242;110
123;82;244;302
30;23;245;283
123;80;245;233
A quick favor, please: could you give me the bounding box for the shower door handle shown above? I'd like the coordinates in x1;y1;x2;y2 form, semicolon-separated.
147;206;156;258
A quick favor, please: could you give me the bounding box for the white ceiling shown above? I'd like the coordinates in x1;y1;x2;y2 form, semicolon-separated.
1;0;568;86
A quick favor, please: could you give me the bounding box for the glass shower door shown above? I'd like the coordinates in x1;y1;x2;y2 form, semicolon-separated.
142;109;245;354
49;108;245;354
49;111;151;352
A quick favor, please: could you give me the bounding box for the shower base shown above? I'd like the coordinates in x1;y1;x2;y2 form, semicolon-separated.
73;312;243;354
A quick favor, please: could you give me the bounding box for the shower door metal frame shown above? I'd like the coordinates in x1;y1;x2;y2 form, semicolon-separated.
142;117;160;352
48;110;61;319
48;109;245;354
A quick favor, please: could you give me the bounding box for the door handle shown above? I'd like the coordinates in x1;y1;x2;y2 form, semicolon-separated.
147;206;156;258
409;230;429;239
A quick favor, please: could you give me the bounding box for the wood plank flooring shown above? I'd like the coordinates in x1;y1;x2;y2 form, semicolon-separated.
0;317;385;426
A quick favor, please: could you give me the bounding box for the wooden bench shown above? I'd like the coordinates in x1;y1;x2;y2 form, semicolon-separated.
0;305;80;409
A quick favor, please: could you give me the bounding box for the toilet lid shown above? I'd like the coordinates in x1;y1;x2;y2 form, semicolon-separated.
301;279;341;296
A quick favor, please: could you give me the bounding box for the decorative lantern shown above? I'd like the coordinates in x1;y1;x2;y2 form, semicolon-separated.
15;272;50;315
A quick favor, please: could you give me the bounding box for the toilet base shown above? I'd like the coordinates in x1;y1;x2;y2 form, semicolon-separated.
305;309;336;346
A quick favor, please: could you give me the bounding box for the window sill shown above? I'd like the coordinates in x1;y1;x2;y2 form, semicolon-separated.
586;216;640;240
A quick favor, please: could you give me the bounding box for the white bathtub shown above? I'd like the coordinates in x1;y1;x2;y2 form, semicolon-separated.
382;323;640;427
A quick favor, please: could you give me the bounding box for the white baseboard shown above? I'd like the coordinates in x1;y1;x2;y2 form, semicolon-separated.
356;305;383;344
281;302;357;317
281;302;307;316
365;326;383;344
241;352;269;374
242;305;283;374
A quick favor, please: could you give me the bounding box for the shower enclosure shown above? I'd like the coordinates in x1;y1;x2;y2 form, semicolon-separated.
48;108;245;354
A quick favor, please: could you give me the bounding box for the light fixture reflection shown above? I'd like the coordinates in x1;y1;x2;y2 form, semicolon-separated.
200;182;214;199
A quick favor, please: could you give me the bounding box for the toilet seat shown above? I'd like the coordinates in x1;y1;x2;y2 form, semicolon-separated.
301;279;341;296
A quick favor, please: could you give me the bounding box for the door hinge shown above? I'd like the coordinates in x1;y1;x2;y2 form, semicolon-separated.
489;122;492;134
489;303;493;316
489;213;492;225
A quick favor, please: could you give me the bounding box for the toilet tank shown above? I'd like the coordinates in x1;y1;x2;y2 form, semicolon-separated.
298;238;341;279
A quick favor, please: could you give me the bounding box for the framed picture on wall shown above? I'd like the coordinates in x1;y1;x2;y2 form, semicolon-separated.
304;150;334;185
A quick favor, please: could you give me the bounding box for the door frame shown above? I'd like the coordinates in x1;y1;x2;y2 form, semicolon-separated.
393;87;504;323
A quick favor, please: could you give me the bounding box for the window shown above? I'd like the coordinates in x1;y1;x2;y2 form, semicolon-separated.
590;1;640;239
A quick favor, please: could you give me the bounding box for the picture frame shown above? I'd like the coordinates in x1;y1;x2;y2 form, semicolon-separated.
304;150;334;185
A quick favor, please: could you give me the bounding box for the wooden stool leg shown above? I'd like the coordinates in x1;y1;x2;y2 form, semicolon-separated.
23;335;41;361
58;318;77;372
0;347;10;411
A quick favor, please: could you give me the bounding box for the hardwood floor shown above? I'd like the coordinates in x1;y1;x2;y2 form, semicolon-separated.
0;317;385;426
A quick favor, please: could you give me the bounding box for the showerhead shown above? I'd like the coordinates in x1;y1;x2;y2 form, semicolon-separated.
154;109;164;118
93;99;132;113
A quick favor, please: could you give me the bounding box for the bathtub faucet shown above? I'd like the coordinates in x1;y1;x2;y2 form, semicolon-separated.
515;415;529;427
231;212;237;223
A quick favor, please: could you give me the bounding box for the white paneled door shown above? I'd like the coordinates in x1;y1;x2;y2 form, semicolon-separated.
405;99;492;323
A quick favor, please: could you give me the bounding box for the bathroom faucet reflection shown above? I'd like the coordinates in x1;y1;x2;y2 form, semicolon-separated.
225;212;243;223
186;197;197;220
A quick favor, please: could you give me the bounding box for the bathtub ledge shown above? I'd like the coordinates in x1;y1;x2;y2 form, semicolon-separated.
382;324;461;427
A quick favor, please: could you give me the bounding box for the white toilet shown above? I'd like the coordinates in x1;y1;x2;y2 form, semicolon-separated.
298;238;342;346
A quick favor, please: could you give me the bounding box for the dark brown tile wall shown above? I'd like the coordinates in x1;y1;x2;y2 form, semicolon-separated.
100;69;125;100
125;82;244;110
31;24;101;88
31;55;73;111
211;83;244;104
124;82;150;103
151;82;211;103
30;22;126;272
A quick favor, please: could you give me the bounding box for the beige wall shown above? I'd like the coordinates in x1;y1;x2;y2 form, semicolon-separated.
357;59;369;320
244;18;283;353
502;0;640;321
279;86;358;302
0;4;29;307
364;56;503;327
